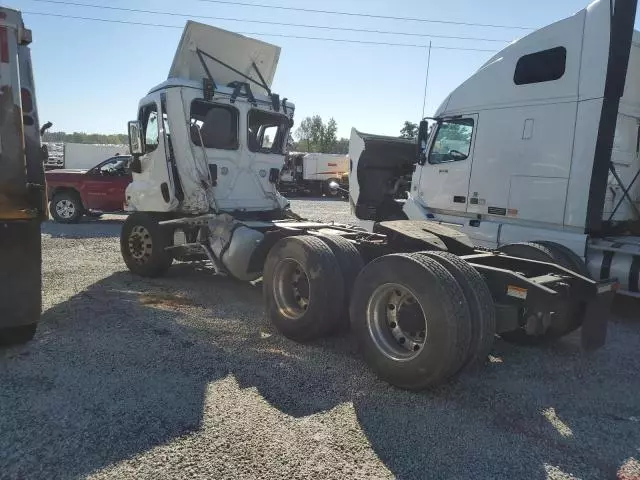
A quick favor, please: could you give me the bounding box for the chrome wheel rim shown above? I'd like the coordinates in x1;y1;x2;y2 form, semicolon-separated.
272;258;310;320
55;199;76;219
128;226;152;264
366;283;427;361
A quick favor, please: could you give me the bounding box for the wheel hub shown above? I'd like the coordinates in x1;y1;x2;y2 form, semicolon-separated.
55;199;76;219
128;225;152;264
367;283;427;361
273;259;310;320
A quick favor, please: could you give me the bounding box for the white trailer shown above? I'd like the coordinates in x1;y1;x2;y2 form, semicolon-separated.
351;0;640;298
279;152;349;197
120;16;617;391
63;143;127;170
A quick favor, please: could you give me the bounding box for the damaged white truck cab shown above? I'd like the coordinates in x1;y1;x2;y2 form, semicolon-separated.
351;0;640;296
125;21;294;217
123;18;618;391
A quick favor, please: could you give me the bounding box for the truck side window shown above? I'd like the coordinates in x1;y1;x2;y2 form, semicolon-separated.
139;104;159;153
190;100;238;150
428;119;474;164
247;110;290;154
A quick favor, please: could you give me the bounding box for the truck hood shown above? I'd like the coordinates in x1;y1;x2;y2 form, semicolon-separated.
168;21;280;96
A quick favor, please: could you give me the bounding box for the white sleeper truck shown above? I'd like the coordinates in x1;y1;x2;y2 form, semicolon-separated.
351;0;640;299
121;17;618;391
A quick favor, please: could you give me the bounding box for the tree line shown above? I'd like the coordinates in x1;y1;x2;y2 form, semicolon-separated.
43;131;128;145
43;120;423;152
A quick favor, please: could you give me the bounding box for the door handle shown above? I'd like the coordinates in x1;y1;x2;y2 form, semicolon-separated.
439;169;448;174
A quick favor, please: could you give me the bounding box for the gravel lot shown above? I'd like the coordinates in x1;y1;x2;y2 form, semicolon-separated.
1;198;639;480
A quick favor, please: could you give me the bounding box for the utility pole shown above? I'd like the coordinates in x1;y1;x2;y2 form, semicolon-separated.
421;41;432;118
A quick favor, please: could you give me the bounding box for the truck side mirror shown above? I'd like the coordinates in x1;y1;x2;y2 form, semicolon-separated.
128;120;144;156
417;120;429;165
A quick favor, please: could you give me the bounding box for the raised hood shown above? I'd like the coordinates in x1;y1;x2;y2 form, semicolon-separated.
168;21;280;96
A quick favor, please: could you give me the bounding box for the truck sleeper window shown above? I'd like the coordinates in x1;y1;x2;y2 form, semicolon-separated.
247;110;289;154
428;119;474;164
190;100;239;150
514;47;567;85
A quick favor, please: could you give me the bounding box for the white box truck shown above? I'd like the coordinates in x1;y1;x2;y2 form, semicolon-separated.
279;152;349;197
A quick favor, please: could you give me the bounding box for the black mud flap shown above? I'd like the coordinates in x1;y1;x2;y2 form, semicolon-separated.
580;281;617;350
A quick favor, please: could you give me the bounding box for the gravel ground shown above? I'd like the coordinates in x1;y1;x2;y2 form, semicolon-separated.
1;198;639;480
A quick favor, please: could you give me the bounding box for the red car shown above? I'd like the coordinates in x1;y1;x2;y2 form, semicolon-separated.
46;155;132;223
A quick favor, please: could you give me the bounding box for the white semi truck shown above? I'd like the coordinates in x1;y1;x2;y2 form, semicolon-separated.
121;12;619;391
350;0;640;299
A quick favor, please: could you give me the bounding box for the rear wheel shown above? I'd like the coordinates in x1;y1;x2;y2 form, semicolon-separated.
497;241;585;343
324;178;341;197
263;235;345;342
349;253;471;390
417;251;496;367
120;212;173;277
317;234;363;329
50;191;83;223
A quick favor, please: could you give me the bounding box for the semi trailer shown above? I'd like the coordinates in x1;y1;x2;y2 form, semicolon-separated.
120;10;619;390
0;8;48;345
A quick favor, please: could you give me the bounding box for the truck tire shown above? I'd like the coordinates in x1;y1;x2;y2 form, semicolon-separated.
120;212;173;278
0;220;41;346
417;251;496;368
263;235;345;342
537;241;591;277
497;242;584;343
317;234;364;329
349;253;471;390
325;178;341;197
50;191;83;223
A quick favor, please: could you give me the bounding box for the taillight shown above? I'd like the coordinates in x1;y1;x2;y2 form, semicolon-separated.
21;88;32;113
0;27;8;63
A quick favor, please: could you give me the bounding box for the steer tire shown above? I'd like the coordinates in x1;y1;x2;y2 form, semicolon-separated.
417;251;496;368
120;212;173;278
497;242;584;343
349;253;471;390
263;235;345;342
50;191;83;223
317;234;364;330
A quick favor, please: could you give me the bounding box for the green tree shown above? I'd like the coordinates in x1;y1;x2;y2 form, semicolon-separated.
400;121;418;140
294;116;341;153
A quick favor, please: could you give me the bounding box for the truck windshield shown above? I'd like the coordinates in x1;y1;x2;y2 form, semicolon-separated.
247;110;289;154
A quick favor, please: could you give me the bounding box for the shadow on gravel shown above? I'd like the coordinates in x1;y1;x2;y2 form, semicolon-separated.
0;268;638;479
41;218;124;239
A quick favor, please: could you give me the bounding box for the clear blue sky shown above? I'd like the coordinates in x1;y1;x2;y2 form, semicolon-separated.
13;0;640;138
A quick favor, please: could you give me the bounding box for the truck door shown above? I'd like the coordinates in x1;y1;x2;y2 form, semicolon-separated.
417;115;477;213
127;98;178;212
